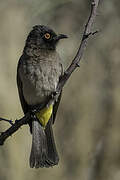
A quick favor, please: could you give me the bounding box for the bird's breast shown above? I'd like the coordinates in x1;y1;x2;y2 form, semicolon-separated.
20;58;61;105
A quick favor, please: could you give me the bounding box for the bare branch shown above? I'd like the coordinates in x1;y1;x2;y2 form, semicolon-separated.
0;117;14;126
0;0;100;145
57;0;100;91
0;113;30;145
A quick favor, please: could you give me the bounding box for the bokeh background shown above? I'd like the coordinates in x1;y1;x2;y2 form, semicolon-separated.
0;0;120;180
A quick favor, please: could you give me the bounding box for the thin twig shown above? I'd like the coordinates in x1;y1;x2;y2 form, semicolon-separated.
0;118;14;126
57;0;100;91
0;113;30;145
0;0;100;145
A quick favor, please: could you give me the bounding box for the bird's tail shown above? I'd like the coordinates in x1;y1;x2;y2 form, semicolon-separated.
45;117;59;165
29;117;59;168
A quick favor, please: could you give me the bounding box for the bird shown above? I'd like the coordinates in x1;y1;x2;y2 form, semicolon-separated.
17;25;67;168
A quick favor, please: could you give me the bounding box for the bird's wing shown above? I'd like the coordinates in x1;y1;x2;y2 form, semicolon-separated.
17;57;63;125
17;56;29;114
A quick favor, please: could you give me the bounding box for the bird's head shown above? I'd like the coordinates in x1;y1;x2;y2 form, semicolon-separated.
25;25;68;50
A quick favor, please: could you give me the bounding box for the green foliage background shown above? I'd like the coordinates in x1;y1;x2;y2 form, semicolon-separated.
0;0;120;180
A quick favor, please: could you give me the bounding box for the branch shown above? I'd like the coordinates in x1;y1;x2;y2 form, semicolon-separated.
0;0;100;145
57;0;100;91
0;113;30;145
0;118;14;126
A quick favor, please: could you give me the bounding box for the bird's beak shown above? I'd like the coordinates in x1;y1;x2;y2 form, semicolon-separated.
54;34;68;41
58;34;68;40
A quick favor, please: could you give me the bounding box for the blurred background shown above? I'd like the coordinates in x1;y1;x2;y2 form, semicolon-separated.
0;0;120;180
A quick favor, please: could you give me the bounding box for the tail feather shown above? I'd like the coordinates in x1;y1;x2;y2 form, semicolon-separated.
29;117;59;168
45;117;59;165
29;119;49;168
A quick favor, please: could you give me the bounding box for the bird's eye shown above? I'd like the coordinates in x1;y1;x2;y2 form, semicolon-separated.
44;33;51;40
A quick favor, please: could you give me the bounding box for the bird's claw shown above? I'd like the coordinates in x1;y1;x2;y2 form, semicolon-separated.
30;110;37;119
51;91;59;98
